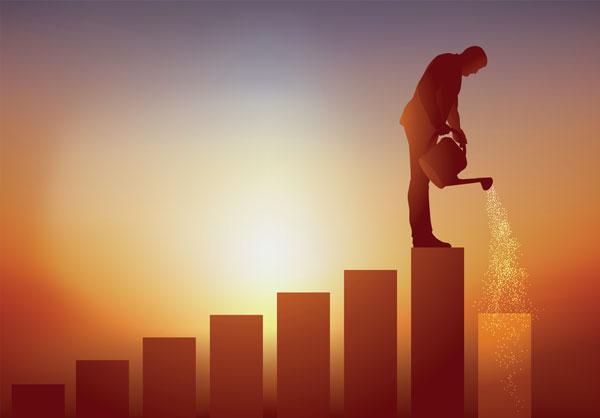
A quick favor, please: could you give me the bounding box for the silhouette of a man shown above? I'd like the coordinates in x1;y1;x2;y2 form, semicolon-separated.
400;46;487;247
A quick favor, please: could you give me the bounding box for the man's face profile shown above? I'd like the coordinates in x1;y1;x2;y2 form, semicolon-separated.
462;59;486;77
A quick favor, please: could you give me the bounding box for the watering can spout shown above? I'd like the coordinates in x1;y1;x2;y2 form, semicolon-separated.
451;176;493;190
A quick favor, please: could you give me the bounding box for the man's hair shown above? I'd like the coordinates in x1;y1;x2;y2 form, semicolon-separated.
461;46;487;67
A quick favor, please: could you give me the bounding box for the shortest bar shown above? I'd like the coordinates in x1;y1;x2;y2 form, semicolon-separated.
12;384;65;418
76;360;129;418
479;313;532;418
210;315;263;418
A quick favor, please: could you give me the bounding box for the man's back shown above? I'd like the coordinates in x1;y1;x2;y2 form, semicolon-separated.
401;53;462;129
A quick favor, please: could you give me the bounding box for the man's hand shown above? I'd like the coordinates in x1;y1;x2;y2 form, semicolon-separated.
452;128;468;146
436;124;452;136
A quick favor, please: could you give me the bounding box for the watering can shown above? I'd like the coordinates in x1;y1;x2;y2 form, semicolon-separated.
419;128;493;190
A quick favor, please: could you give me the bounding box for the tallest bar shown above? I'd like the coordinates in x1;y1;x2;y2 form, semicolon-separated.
411;247;464;418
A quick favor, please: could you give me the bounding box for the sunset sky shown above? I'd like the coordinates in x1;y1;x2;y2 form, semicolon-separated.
1;1;599;417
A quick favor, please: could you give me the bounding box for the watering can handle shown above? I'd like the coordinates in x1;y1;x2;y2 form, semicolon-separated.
431;127;467;153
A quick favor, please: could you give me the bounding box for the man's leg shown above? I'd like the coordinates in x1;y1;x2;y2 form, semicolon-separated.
408;154;433;239
405;125;450;247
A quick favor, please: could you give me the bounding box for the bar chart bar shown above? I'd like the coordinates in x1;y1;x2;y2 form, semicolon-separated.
344;270;397;418
76;360;128;418
411;248;464;418
210;315;263;418
143;337;196;418
479;313;532;418
12;384;65;418
277;292;330;418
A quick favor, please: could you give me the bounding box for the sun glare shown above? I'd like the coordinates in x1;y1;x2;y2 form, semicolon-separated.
241;216;294;277
201;185;316;292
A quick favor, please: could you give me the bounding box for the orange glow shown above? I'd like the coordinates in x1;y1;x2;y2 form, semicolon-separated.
479;314;531;418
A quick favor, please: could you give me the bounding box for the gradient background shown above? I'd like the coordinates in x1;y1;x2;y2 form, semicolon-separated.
1;1;599;417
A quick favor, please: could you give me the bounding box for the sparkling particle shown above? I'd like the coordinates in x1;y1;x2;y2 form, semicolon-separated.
478;186;533;314
478;186;536;411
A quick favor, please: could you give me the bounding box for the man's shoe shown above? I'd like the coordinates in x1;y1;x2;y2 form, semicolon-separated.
413;234;451;248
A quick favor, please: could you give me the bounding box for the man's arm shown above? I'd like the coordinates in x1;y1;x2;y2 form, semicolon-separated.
447;99;467;144
447;99;460;130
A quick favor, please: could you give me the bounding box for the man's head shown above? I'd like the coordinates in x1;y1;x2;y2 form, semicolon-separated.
460;46;487;76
